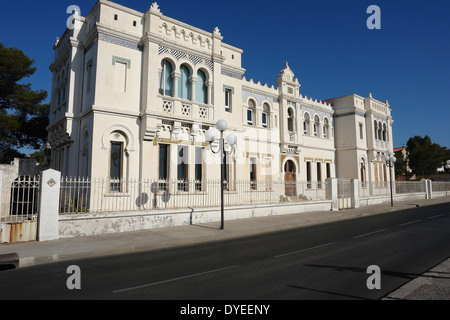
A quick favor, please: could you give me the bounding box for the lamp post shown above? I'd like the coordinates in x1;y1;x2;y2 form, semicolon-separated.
205;120;237;230
384;149;397;207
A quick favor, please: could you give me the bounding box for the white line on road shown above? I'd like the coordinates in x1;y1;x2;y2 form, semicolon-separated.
428;214;445;219
274;242;336;258
399;220;421;227
353;228;388;239
113;265;239;294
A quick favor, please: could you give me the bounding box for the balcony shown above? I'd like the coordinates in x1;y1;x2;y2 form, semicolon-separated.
159;96;214;122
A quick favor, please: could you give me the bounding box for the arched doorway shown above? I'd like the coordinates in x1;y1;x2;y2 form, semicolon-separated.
284;160;297;196
360;159;366;188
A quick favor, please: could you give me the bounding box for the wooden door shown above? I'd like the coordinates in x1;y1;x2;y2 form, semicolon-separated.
284;160;297;196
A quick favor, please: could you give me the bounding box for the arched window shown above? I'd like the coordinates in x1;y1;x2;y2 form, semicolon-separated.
378;121;383;142
314;115;320;137
382;123;387;141
61;71;66;104
374;120;378;140
108;131;129;193
303;113;310;135
262;103;270;128
247;99;256;125
159;59;173;96
196;70;207;104
178;64;191;100
287;108;295;132
323;118;329;138
360;159;366;188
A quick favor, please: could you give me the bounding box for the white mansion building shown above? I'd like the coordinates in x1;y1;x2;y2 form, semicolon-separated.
48;1;394;200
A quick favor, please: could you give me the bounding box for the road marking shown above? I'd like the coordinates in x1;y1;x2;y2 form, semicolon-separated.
399;220;421;227
353;228;388;239
113;265;239;294
274;242;336;258
428;214;445;219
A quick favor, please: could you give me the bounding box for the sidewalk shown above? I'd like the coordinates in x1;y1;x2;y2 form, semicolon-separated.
1;196;450;299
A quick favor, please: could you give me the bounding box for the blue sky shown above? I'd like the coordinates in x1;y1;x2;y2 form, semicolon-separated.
1;0;449;149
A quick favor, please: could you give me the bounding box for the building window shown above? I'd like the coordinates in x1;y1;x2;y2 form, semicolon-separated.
303;113;310;135
287;108;295;132
262;103;270;128
110;142;123;192
195;147;203;191
262;113;268;128
374;120;378;140
159;144;169;191
178;146;188;191
178;64;191;100
317;162;322;188
306;161;312;189
359;123;364;139
86;60;93;94
225;88;232;112
326;163;331;179
159;59;173;97
196;70;208;104
323;118;329;138
360;160;366;188
114;14;118;21
250;157;257;190
378;122;383;142
382;123;387;141
247;99;256;126
247;109;253;125
314;115;320;137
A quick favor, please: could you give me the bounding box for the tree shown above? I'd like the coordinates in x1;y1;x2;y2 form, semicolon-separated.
0;42;49;163
406;136;446;178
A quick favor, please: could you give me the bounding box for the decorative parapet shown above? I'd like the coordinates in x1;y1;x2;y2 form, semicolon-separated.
242;76;277;93
299;94;333;109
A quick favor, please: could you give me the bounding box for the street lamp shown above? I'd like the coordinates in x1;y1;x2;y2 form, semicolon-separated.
384;149;397;207
445;160;450;173
205;120;237;230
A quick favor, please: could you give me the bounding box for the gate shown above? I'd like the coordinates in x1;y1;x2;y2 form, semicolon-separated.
337;178;352;210
0;176;40;243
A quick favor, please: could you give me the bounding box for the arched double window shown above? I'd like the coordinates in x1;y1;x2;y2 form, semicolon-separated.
159;59;173;96
287;108;295;132
196;70;207;104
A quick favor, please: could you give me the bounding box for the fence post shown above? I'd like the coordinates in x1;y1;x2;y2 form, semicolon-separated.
421;179;429;199
326;178;338;211
37;169;61;242
427;179;433;200
351;179;360;209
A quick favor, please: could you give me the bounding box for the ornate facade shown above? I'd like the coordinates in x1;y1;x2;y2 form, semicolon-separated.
48;1;394;195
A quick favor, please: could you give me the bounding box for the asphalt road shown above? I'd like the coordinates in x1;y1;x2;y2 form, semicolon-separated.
1;202;449;302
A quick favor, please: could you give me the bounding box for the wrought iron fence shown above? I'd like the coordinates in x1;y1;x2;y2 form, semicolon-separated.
395;181;426;194
59;177;329;215
358;181;427;198
431;182;450;193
